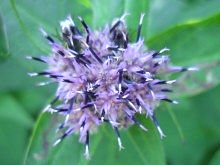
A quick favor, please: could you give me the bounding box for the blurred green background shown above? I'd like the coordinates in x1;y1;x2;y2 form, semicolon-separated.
0;0;220;165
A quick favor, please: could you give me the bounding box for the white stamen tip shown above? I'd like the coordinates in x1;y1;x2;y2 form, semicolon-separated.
53;139;61;146
84;145;90;159
39;27;47;37
145;78;153;82
157;126;166;139
49;108;58;113
109;120;120;126
117;137;124;151
139;13;145;25
140;125;148;132
45;106;57;113
69;49;78;55
37;81;51;86
138;106;142;114
73;108;81;112
66;52;75;58
26;56;32;60
118;48;125;51
118;84;122;93
187;67;199;71
76;91;84;94
101;117;104;122
122;94;129;99
67;15;75;24
159;48;170;54
150;90;156;100
78;16;83;21
43;104;51;113
56;128;60;133
94;104;97;112
80;126;84;132
120;13;130;21
28;72;38;77
37;82;46;86
64;114;70;125
172;100;179;104
128;101;137;111
60;15;75;30
166;80;176;84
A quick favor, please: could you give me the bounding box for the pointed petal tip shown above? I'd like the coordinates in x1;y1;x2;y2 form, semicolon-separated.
139;13;145;24
53;139;61;147
42;104;51;113
160;134;166;139
84;145;90;160
27;72;38;77
39;27;47;37
172;100;179;104
140;125;148;132
77;16;82;21
117;137;125;151
159;48;170;54
187;67;199;71
120;12;130;21
36;81;53;86
26;56;32;60
166;80;176;84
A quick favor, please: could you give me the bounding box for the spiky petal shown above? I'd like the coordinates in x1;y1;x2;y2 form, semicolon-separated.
28;14;196;158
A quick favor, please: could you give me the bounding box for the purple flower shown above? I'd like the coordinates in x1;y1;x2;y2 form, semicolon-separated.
27;13;197;159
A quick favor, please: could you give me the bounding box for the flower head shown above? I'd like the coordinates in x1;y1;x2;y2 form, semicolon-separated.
27;14;197;159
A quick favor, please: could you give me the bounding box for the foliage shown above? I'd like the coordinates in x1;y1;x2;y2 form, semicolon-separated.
0;0;219;164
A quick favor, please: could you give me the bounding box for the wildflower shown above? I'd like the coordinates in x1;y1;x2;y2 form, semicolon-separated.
27;13;197;159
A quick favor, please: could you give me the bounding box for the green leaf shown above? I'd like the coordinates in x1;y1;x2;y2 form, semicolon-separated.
158;85;220;165
0;0;92;91
210;150;220;165
0;1;40;68
4;0;219;165
0;12;10;63
88;119;165;165
148;0;220;36
148;14;220;65
0;1;45;91
148;14;220;97
0;0;92;69
0;95;33;165
0;59;35;91
14;88;55;116
173;60;220;98
20;1;164;164
199;142;220;165
24;113;165;165
11;0;92;50
0;95;33;126
23;112;55;165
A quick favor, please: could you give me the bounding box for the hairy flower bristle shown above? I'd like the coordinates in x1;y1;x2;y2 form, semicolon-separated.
28;14;197;159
